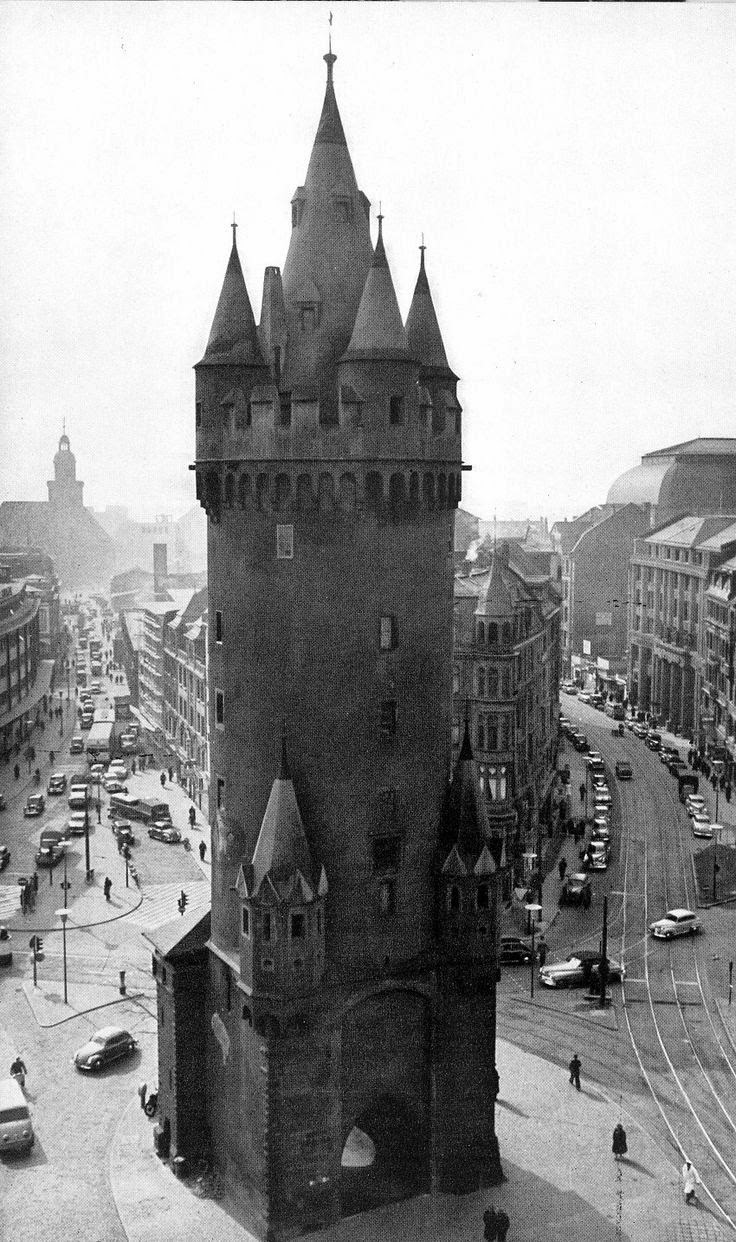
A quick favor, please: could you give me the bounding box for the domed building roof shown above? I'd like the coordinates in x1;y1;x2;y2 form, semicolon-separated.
606;457;673;507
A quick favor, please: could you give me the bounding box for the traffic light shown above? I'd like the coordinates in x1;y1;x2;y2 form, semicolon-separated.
177;890;188;915
29;935;43;954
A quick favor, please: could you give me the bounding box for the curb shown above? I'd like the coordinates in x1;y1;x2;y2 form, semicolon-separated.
22;984;145;1028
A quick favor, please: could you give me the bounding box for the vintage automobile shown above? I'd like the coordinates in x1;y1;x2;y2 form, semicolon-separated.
559;872;592;908
649;909;701;940
23;794;45;817
73;1026;137;1072
539;951;625;989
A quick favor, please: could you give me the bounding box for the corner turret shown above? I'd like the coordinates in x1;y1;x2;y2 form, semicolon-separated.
439;723;499;958
405;242;461;437
237;733;327;1002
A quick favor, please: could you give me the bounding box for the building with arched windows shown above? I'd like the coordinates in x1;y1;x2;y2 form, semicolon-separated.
453;543;562;886
147;43;504;1241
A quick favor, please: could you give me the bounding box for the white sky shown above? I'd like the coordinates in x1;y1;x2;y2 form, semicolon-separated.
1;2;735;525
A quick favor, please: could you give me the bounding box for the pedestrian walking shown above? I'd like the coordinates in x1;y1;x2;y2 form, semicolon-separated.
13;763;19;781
612;1123;627;1160
579;782;586;804
569;1053;581;1090
495;1208;510;1242
199;840;206;863
188;806;196;828
103;876;112;902
483;1207;497;1241
682;1158;700;1205
537;935;547;967
137;1081;148;1111
32;872;38;894
160;771;166;788
558;857;567;882
168;766;174;783
131;759;136;774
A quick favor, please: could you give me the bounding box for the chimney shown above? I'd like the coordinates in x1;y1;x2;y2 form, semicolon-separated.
153;543;168;595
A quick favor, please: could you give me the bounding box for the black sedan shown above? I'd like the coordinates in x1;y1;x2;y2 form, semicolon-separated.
73;1026;137;1072
148;822;181;844
499;935;535;965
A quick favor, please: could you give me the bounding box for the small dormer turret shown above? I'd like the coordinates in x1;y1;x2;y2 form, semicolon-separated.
238;733;327;1000
439;723;499;959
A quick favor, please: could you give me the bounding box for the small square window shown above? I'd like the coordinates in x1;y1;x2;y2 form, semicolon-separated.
379;879;396;915
380;615;396;651
389;396;404;426
276;524;294;560
262;912;272;943
215;689;224;728
242;907;250;937
291;912;305;939
215;610;223;643
380;700;397;738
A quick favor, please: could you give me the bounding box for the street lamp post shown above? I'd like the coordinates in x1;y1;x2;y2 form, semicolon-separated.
55;909;69;1003
97;772;102;825
525;904;542;996
712;823;721;903
84;789;92;882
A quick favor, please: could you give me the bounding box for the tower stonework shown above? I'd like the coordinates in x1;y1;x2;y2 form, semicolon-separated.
193;49;502;1239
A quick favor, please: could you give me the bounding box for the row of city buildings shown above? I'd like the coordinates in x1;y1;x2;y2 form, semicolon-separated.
0;547;65;757
555;436;736;777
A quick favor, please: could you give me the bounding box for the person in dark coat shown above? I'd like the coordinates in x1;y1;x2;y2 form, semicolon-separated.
160;771;166;787
495;1208;510;1242
537;935;547;967
558;857;567;882
103;876;112;902
199;840;206;863
483;1207;497;1241
612;1123;627;1159
569;1053;582;1090
579;782;586;804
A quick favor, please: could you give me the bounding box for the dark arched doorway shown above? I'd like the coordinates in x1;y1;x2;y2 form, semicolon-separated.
341;1095;429;1216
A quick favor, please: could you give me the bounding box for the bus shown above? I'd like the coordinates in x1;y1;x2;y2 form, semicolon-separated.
604;701;625;721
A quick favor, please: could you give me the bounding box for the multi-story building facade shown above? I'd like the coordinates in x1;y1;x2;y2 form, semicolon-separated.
554;503;651;693
627;515;736;737
702;557;736;775
162;587;209;810
0;576;52;756
148;45;504;1240
0;548;61;661
453;543;561;884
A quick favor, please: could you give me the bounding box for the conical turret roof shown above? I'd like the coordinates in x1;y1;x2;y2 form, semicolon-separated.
281;51;373;391
342;219;410;360
251;735;318;897
445;722;489;856
199;231;266;367
406;245;451;371
475;545;521;619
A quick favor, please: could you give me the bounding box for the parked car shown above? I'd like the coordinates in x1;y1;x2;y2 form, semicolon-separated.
23;794;45;817
111;820;135;847
591;822;611;843
578;692;592;704
633;722;648;739
47;773;67;795
691;814;713;839
649;908;701;939
108;761;129;780
559;872;592;907
539;951;625;988
66;811;88;836
645;732;662;751
103;778;127;794
35;843;64;868
89;763;105;778
572;734;590;753
615;761;633;780
0;844;10;871
588;840;609;870
73;1026;137;1072
593;790;612;808
499;935;534;965
70;735;84;755
686;795;707;816
148;823;181;844
562;683;578;696
660;746;679;765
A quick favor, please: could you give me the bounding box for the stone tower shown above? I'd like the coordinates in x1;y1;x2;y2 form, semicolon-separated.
47;430;84;509
193;46;502;1240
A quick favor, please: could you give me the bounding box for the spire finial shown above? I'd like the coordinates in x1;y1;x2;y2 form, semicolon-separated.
231;214;238;248
324;12;336;79
419;233;426;272
62;417;66;437
279;721;290;780
377;202;383;239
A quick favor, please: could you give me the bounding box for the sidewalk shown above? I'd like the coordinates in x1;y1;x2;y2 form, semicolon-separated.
108;1036;731;1242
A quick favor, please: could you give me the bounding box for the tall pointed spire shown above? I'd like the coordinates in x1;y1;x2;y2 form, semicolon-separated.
251;736;317;894
342;214;409;360
406;239;452;371
445;722;490;857
200;226;266;367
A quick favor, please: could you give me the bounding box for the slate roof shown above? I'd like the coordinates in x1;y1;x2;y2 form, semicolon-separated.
342;220;409;361
405;247;452;373
198;236;266;368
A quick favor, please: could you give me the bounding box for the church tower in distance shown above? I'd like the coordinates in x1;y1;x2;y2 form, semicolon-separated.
193;45;502;1239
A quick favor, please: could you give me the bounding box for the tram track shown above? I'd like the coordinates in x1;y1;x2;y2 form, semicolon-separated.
595;715;736;1229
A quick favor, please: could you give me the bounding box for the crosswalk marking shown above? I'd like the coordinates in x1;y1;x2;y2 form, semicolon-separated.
0;888;21;918
126;879;210;930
